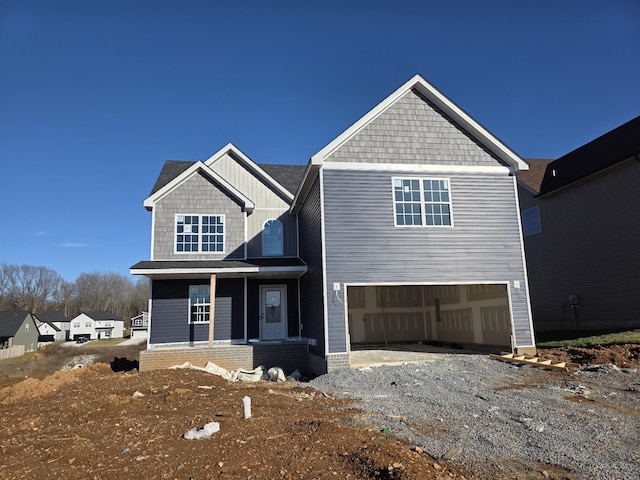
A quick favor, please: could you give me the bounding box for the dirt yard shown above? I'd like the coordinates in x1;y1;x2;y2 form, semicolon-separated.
0;344;638;480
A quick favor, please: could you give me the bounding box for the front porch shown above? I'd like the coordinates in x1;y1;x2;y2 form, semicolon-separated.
139;339;309;373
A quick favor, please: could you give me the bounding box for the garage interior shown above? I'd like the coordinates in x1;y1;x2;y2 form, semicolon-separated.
347;284;512;359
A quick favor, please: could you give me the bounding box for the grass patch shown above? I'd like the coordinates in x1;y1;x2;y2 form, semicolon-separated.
536;329;640;348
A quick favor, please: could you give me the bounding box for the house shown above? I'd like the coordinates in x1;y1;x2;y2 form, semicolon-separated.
130;312;150;340
70;311;125;340
132;74;536;375
0;310;39;352
34;311;70;341
34;318;63;344
517;116;640;332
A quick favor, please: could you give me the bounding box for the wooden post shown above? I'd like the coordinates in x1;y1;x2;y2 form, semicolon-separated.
208;274;216;349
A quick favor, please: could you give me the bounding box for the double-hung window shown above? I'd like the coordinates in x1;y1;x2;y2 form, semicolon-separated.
176;214;224;253
190;285;210;323
393;178;453;226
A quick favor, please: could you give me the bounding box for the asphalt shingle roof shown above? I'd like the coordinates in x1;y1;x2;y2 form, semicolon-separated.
539;115;640;195
518;158;554;193
0;310;30;337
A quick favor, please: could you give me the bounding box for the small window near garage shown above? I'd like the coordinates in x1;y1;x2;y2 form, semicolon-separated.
262;219;283;256
522;206;542;236
190;285;210;323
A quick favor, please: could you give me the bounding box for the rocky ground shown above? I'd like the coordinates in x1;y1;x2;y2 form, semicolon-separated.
0;344;638;480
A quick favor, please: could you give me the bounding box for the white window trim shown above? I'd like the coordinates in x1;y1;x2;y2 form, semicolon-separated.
522;206;542;236
189;284;211;324
392;176;454;228
175;213;226;254
262;218;284;257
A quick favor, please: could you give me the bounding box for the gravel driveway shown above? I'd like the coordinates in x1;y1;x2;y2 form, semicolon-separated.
310;354;640;479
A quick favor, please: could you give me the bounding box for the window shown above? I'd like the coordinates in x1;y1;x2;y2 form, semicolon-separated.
85;322;92;328
25;323;29;332
73;322;80;328
176;214;224;253
522;206;541;236
262;219;283;256
133;318;142;327
393;178;452;226
190;285;210;323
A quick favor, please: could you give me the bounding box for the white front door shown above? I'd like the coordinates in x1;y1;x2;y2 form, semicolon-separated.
260;285;287;340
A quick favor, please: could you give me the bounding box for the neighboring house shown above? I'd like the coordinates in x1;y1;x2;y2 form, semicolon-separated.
130;312;150;339
517;115;640;332
0;310;39;352
34;311;71;341
34;318;63;344
132;74;536;374
70;311;125;340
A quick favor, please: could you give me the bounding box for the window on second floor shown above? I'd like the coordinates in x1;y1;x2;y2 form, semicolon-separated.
73;322;80;328
85;322;92;328
176;214;225;253
190;285;210;323
393;178;453;227
262;219;283;256
522;206;541;236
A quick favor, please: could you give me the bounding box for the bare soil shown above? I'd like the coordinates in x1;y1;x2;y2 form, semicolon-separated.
0;344;638;480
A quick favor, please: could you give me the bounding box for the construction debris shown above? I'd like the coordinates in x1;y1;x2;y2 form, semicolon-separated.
490;352;580;371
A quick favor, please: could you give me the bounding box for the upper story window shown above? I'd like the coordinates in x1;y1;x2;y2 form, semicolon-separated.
522;206;541;236
176;214;224;253
262;219;283;256
393;178;452;227
190;285;210;323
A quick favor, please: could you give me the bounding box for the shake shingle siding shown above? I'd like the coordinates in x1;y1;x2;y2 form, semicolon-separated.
322;168;534;348
326;89;505;168
298;176;325;356
153;172;246;260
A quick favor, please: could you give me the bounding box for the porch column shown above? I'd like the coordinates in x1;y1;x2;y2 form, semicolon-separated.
208;274;217;348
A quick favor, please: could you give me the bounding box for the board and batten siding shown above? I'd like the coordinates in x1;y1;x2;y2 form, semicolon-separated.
326;89;506;168
523;160;640;331
152;171;246;260
322;168;533;352
208;152;298;258
297;176;325;357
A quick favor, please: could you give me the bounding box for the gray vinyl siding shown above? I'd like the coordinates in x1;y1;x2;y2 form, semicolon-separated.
298;176;325;356
153;171;246;260
246;210;298;257
522;160;640;331
327;89;506;167
149;278;244;344
322;168;533;351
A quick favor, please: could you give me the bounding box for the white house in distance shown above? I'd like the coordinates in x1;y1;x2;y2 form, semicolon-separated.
70;311;124;341
35;311;71;341
130;312;149;340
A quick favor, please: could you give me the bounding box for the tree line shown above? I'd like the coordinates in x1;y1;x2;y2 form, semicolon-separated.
0;263;149;328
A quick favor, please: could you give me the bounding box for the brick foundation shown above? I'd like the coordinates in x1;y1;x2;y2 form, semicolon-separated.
139;342;309;375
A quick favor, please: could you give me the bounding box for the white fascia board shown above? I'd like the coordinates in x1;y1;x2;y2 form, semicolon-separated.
143;161;255;213
204;143;294;202
290;162;320;214
322;161;511;175
309;74;528;173
129;265;307;277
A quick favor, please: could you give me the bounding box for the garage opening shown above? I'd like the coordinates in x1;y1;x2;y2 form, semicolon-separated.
347;284;511;352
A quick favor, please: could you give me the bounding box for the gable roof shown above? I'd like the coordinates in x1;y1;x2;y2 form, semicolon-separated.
517;158;554;194
292;74;529;211
84;311;124;322
143;160;256;213
204;143;297;202
34;310;69;323
538;115;640;196
0;310;31;337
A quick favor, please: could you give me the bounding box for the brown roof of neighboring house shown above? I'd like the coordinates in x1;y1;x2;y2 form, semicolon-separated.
518;158;554;193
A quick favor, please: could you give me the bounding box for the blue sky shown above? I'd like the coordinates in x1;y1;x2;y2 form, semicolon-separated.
1;1;639;282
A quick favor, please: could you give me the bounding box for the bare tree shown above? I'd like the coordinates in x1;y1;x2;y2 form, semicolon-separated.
0;264;65;312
